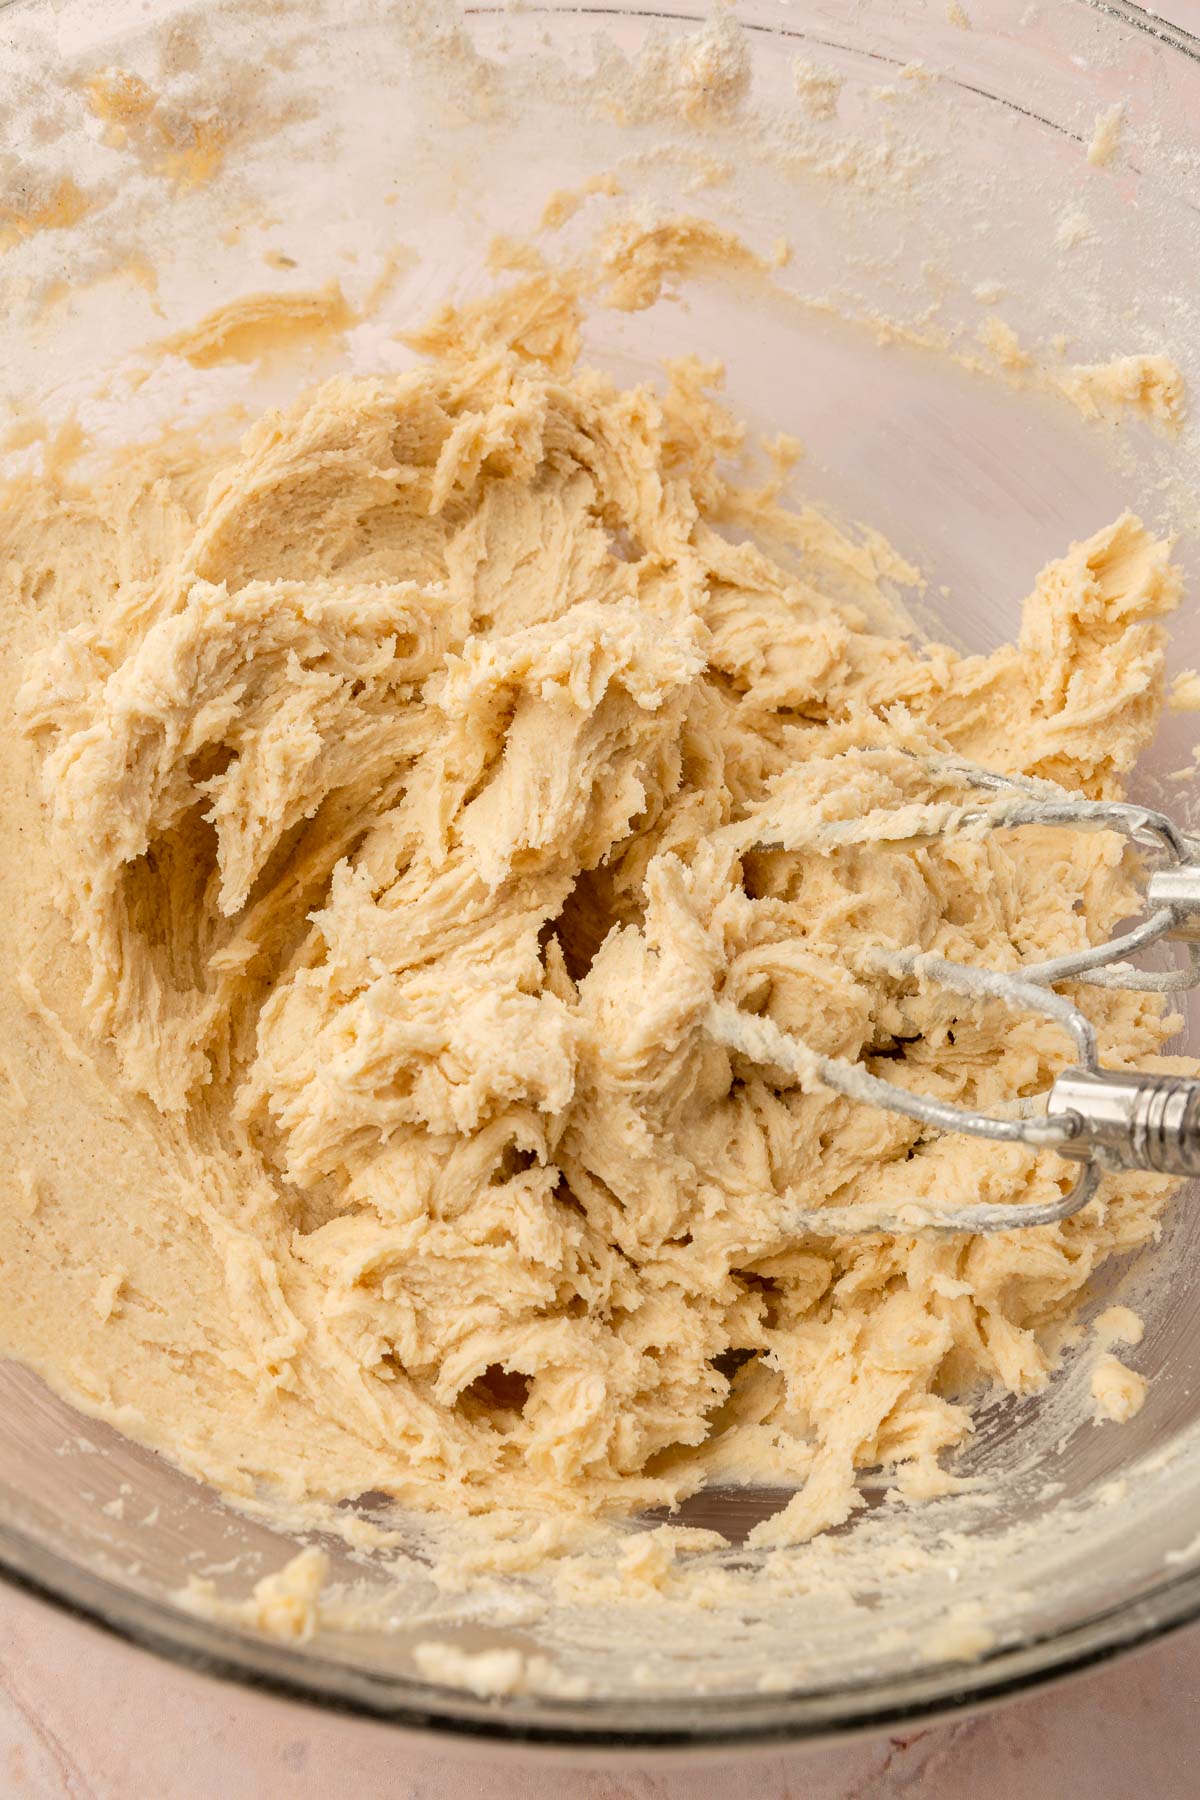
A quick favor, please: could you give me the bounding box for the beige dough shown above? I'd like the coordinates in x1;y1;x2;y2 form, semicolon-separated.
0;265;1189;1552
1092;1355;1148;1423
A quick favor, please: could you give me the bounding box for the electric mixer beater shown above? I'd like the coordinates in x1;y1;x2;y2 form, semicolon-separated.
709;756;1200;1234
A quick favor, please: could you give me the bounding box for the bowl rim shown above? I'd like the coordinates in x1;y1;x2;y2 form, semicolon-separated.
3;0;1200;1751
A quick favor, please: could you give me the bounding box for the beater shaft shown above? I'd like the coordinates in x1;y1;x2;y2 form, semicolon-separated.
1050;1067;1200;1177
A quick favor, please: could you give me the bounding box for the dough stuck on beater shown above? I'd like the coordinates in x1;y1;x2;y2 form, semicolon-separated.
0;259;1190;1553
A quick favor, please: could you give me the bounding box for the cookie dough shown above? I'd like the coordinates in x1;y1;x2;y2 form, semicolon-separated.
0;270;1186;1548
1092;1355;1148;1424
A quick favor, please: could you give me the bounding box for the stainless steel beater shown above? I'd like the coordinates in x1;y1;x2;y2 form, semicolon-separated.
709;757;1200;1234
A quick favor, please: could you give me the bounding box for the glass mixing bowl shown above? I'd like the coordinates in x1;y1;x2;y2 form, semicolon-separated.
2;0;1200;1750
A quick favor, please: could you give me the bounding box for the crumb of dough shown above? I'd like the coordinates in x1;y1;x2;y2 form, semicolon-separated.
1092;1305;1144;1349
1170;670;1200;711
1091;1354;1148;1423
946;1;972;27
923;1609;996;1663
82;57;297;192
793;60;843;120
1056;354;1185;429
978;316;1032;371
160;284;357;368
596;213;787;310
668;17;750;123
177;1547;329;1641
539;174;622;233
84;69;158;148
0;174;91;250
1087;102;1124;169
971;324;1184;427
605;15;750;128
413;1641;590;1698
0;239;1191;1561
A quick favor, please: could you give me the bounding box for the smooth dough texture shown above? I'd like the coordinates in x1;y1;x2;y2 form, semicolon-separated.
0;270;1187;1548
